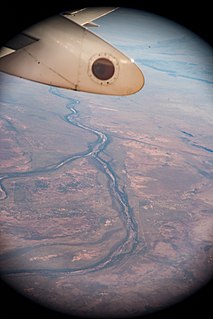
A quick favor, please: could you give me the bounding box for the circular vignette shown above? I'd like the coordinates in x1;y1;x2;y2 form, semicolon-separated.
0;4;213;319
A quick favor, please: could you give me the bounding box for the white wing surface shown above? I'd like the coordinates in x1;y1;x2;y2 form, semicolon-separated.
0;8;144;95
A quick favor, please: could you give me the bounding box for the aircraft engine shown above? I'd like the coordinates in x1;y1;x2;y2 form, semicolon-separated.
0;16;144;95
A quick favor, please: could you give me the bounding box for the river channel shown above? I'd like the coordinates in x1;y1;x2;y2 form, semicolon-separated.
0;87;139;274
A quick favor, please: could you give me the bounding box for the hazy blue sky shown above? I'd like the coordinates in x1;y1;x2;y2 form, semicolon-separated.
91;8;213;121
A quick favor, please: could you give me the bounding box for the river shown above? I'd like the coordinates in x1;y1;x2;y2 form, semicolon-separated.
0;87;139;274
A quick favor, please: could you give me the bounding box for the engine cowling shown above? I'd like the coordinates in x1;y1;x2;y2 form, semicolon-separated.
0;16;144;95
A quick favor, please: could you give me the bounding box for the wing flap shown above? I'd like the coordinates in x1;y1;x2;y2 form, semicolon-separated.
5;33;38;50
0;33;38;58
62;7;118;26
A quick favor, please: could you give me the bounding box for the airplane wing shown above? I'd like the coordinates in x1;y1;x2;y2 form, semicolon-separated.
0;7;144;96
0;7;118;59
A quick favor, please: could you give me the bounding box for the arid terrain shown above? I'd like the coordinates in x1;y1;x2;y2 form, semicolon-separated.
0;72;212;318
0;8;213;319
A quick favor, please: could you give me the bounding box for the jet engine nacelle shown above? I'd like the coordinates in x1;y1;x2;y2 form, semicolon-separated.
0;16;144;95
